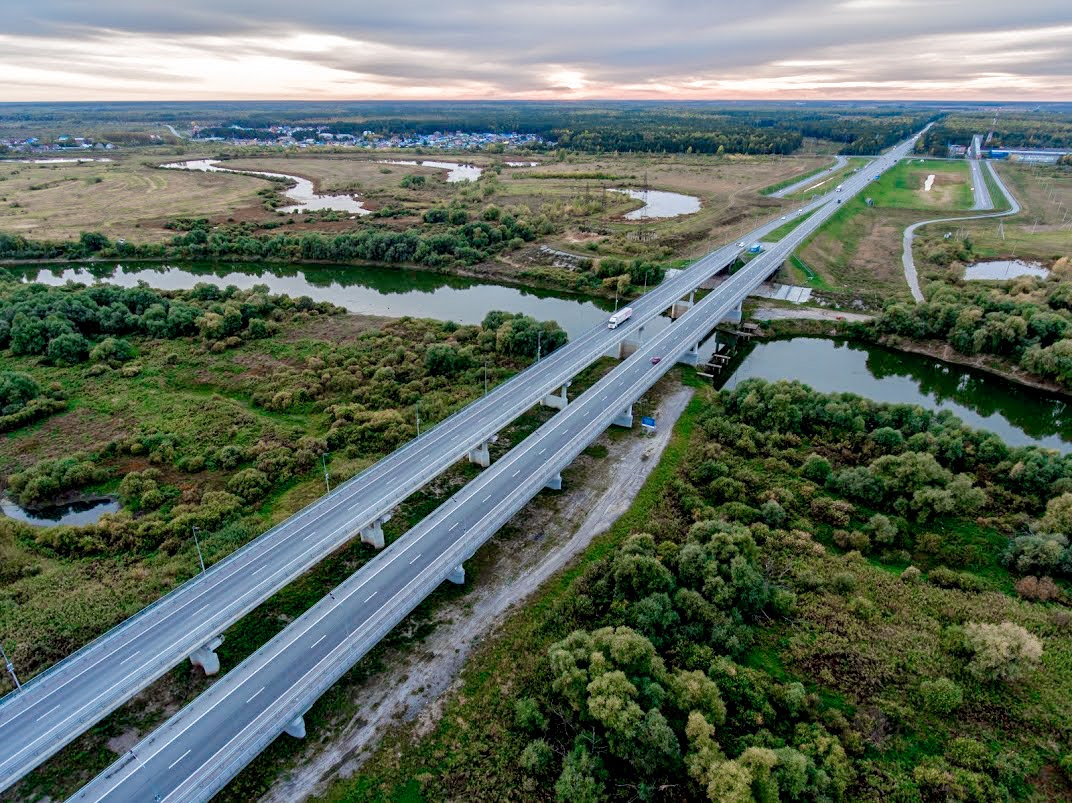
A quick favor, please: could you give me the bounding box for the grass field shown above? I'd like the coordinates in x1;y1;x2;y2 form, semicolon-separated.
864;158;973;210
911;162;1072;282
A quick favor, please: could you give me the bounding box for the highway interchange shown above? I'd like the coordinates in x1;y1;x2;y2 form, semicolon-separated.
65;129;925;802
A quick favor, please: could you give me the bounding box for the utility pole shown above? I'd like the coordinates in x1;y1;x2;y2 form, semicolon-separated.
322;452;331;493
191;526;206;574
0;643;20;691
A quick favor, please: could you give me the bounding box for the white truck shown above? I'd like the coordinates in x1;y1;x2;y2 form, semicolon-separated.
835;184;843;192
608;307;633;329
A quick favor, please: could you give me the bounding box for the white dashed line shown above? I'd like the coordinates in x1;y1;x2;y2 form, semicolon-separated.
168;749;192;770
364;592;377;603
245;687;264;704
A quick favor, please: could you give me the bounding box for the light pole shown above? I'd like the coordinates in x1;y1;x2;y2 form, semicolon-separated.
0;643;20;691
536;329;542;363
416;400;421;436
191;526;206;574
322;452;331;493
483;362;488;396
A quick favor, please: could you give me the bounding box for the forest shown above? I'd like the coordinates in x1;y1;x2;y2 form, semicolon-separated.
864;258;1072;388
919;112;1072;155
342;379;1072;802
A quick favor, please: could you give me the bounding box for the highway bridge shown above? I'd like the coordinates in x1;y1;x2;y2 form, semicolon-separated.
0;130;921;798
63;128;924;802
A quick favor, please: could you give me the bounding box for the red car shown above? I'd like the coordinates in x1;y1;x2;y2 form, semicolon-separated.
651;356;662;365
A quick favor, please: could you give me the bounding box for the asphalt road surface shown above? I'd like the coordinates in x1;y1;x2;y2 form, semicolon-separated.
69;128;926;803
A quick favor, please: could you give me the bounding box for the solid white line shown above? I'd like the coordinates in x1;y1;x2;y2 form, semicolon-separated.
167;749;191;771
118;650;141;666
310;635;327;649
245;687;264;704
364;592;377;603
35;704;60;723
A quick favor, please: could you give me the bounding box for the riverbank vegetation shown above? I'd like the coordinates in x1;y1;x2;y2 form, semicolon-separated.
336;378;1072;802
0;276;567;683
865;258;1072;389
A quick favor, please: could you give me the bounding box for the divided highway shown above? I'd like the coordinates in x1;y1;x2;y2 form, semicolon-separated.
0;155;846;793
70;129;924;802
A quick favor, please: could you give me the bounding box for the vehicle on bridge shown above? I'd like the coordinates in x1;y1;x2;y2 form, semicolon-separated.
607;307;632;329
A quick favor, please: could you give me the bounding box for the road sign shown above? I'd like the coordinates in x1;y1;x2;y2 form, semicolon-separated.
640;416;656;431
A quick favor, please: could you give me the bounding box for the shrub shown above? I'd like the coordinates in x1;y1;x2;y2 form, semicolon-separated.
810;497;854;526
0;371;40;414
1014;575;1063;602
919;677;962;714
519;739;553;775
963;621;1043;683
868;513;898;545
513;698;547;733
831;571;857;595
226;468;271;502
801;454;832;483
927;566;986;592
900;566;922;583
90;337;136;363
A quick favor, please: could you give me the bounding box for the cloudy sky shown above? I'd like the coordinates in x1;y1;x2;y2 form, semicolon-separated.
2;1;1070;101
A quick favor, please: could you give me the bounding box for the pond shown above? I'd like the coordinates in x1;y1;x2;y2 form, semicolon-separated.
964;260;1049;281
0;495;120;527
723;338;1072;452
379;159;482;183
160;159;372;215
609;188;701;220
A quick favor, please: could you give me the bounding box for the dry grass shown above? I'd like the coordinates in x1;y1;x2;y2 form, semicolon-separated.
0;156;263;242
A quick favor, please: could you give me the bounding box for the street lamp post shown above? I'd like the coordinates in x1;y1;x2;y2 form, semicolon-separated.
483;362;488;396
322;452;331;493
191;526;206;574
0;643;20;691
416;400;421;436
536;329;542;364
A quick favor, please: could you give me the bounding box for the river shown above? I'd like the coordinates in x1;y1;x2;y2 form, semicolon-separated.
13;263;1072;456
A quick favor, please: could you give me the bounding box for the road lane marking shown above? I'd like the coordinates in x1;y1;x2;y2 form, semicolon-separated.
538;448;546;455
245;687;264;704
252;565;267;575
118;650;141;666
482;494;492;503
512;469;520;478
364;592;377;603
311;635;327;649
36;704;60;722
409;554;421;565
448;522;459;532
167;749;192;770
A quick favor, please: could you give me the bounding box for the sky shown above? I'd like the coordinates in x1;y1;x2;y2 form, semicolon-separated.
1;1;1070;101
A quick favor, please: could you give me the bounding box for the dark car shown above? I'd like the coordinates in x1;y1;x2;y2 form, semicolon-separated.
651;356;662;365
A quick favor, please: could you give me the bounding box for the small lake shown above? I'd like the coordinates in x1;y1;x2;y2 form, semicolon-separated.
610;188;701;220
964;260;1049;281
724;338;1072;452
380;160;482;183
160;159;372;215
0;495;120;528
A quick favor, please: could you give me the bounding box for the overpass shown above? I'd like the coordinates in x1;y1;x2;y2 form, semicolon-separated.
0;170;836;794
66;128;924;802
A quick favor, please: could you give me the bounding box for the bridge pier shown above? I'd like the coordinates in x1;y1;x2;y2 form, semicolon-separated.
360;514;391;550
723;300;743;324
189;635;225;676
612;405;634;429
468;440;491;468
283;713;307;739
677;342;701;366
541;381;571;410
545;472;563;491
447;564;466;585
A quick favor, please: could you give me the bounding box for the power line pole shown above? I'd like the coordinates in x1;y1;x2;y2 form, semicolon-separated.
191;526;206;574
0;643;20;691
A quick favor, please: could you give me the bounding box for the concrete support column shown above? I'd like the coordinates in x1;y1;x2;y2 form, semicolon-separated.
189;635;225;676
447;564;466;585
677;343;701;366
283;714;306;739
468;440;491;468
612;405;634;429
545;472;563;491
360;514;391;550
689;289;696;304
723;300;743;324
542;381;571;410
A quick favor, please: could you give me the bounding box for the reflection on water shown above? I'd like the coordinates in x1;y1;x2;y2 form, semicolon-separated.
161;159;372;214
964;260;1049;281
1;496;120;528
724;338;1071;452
14;261;666;341
609;188;702;220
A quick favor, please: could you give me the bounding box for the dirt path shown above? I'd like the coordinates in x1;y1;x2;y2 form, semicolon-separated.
261;384;694;803
751;304;873;323
902;161;1021;302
